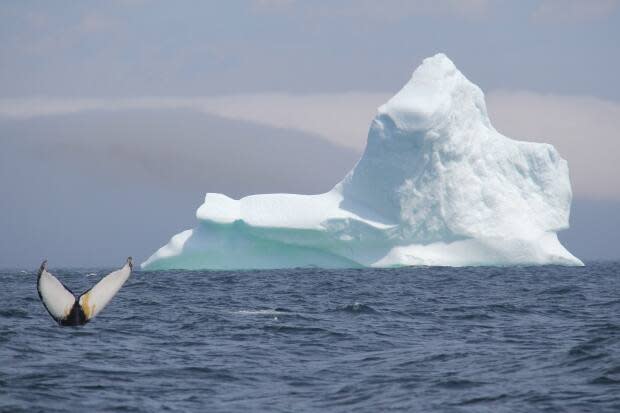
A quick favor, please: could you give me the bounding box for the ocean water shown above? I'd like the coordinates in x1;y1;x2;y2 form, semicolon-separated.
1;263;619;412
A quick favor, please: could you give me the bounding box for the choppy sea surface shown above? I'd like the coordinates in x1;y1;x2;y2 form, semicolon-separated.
1;263;619;412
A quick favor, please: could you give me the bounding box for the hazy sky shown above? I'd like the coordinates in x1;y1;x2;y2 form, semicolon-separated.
1;0;619;266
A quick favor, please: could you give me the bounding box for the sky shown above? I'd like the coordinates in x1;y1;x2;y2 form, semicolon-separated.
1;0;619;267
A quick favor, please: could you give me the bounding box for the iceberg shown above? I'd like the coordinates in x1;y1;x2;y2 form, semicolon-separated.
142;54;583;270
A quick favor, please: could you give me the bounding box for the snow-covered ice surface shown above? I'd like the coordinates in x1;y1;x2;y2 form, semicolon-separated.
142;54;582;270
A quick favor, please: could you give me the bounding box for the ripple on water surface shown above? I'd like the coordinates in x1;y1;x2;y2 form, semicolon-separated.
0;262;619;412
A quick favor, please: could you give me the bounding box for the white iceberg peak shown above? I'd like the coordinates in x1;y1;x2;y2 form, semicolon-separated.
142;54;582;270
379;52;490;132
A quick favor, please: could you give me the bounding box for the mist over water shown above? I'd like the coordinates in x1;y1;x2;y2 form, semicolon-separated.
1;263;619;412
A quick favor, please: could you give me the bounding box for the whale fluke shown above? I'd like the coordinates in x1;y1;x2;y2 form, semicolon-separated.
37;257;133;326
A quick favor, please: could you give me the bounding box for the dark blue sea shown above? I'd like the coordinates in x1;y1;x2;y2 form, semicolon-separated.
1;263;619;412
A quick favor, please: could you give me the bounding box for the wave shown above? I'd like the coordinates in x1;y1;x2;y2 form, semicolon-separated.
262;324;348;338
0;309;29;318
333;302;379;315
234;308;293;315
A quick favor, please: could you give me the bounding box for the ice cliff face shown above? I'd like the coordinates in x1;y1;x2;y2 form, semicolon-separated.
142;54;582;270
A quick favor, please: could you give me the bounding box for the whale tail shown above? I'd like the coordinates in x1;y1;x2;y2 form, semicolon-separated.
37;257;133;326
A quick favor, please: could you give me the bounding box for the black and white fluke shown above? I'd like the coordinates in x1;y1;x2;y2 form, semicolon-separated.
36;257;133;326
